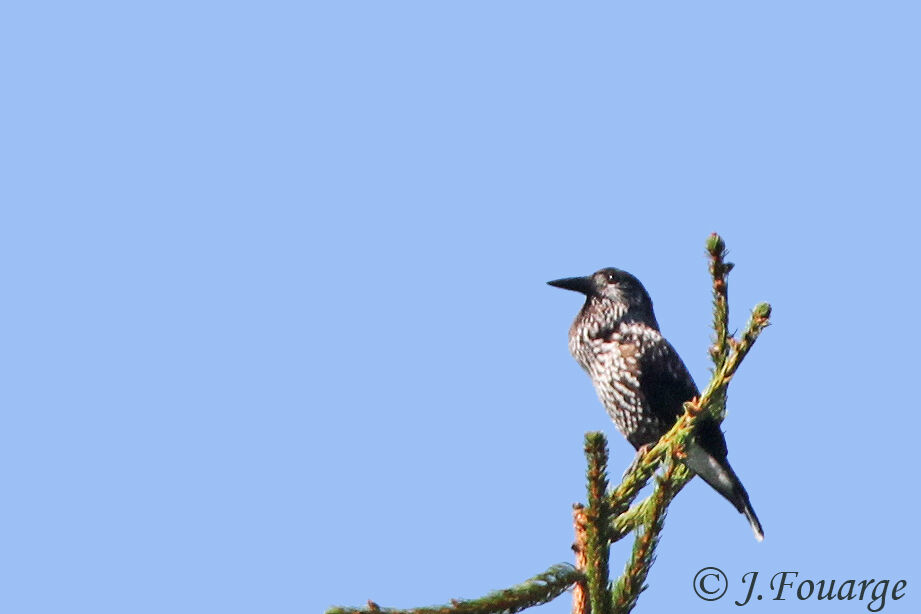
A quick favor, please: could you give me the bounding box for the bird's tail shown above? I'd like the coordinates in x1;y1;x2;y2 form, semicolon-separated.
685;439;764;542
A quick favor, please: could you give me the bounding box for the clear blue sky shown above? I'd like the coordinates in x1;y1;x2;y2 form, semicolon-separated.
3;3;919;613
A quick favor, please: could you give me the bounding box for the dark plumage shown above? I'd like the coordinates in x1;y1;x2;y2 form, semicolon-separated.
549;267;763;541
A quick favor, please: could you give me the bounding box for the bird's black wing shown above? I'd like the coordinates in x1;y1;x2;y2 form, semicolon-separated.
637;337;729;459
637;337;700;428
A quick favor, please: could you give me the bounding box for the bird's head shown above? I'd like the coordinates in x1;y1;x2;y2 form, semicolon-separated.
547;267;657;327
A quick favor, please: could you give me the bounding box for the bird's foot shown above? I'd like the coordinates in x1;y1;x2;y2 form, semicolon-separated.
622;443;654;479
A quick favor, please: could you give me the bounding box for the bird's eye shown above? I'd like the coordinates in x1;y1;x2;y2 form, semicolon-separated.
606;272;618;283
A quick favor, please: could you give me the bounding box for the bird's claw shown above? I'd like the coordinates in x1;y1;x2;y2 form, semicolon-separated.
623;443;654;479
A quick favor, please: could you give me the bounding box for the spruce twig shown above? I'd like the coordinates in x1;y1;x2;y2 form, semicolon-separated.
582;432;613;614
325;564;583;614
571;506;589;614
609;464;692;541
611;462;679;614
706;232;733;372
606;446;664;524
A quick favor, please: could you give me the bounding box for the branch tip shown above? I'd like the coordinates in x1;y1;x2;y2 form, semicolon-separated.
705;233;726;257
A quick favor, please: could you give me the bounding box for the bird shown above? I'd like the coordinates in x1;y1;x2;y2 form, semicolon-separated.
548;267;763;541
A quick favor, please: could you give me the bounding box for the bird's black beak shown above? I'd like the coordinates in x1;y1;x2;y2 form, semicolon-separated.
547;276;593;295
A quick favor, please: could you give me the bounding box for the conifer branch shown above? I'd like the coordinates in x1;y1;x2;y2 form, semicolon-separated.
325;564;583;614
611;462;679;614
582;432;613;614
606;447;664;523
706;232;733;371
571;506;589;614
609;464;692;541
